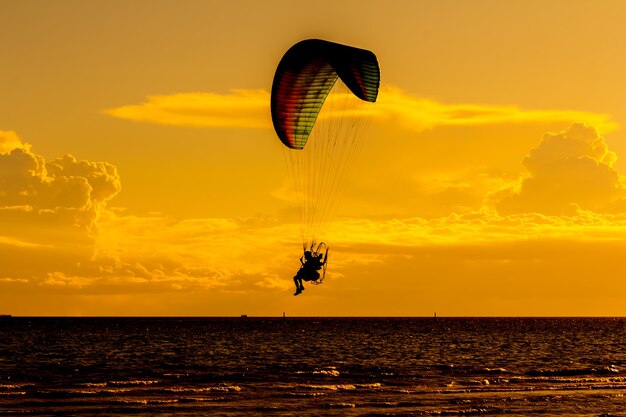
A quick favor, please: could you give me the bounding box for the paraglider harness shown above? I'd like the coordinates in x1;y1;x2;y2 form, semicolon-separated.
300;242;329;285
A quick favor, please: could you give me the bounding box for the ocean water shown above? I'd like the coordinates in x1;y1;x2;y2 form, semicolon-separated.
1;317;625;416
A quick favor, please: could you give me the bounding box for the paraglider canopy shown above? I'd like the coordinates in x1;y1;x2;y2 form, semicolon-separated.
271;39;380;260
271;39;380;150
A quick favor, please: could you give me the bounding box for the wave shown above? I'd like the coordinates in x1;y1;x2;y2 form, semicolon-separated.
110;398;182;405
300;382;382;391
526;365;620;377
0;391;26;396
324;402;356;408
108;379;161;386
0;384;32;389
71;388;132;395
178;396;227;403
296;369;341;377
282;391;328;397
164;385;241;393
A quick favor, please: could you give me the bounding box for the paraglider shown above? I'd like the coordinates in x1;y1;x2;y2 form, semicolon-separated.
293;242;328;296
270;39;380;295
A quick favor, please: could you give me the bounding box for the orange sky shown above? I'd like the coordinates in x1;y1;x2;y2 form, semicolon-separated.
2;1;626;316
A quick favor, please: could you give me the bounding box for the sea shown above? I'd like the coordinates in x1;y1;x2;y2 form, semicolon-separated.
1;317;625;416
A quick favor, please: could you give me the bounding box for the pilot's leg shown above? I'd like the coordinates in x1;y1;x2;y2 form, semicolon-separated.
293;275;303;295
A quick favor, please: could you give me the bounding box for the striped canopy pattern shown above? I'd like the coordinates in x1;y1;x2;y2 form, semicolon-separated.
271;39;380;149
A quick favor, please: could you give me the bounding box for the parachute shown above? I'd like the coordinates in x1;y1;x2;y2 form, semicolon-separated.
271;39;380;260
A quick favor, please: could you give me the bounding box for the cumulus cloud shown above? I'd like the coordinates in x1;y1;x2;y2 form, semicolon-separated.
0;167;298;298
0;130;27;154
494;123;626;215
0;135;121;229
0;133;122;283
104;86;617;133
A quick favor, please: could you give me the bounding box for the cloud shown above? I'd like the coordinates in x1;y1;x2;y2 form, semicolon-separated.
0;168;297;297
494;123;626;215
0;130;27;154
82;205;626;294
43;272;92;289
4;122;626;315
104;86;618;133
91;213;298;293
4;162;626;315
81;207;626;307
374;87;617;134
0;136;121;229
324;208;626;314
0;235;51;248
104;89;271;128
0;133;122;283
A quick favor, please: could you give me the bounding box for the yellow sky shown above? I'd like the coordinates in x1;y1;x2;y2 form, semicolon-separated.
2;1;626;316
